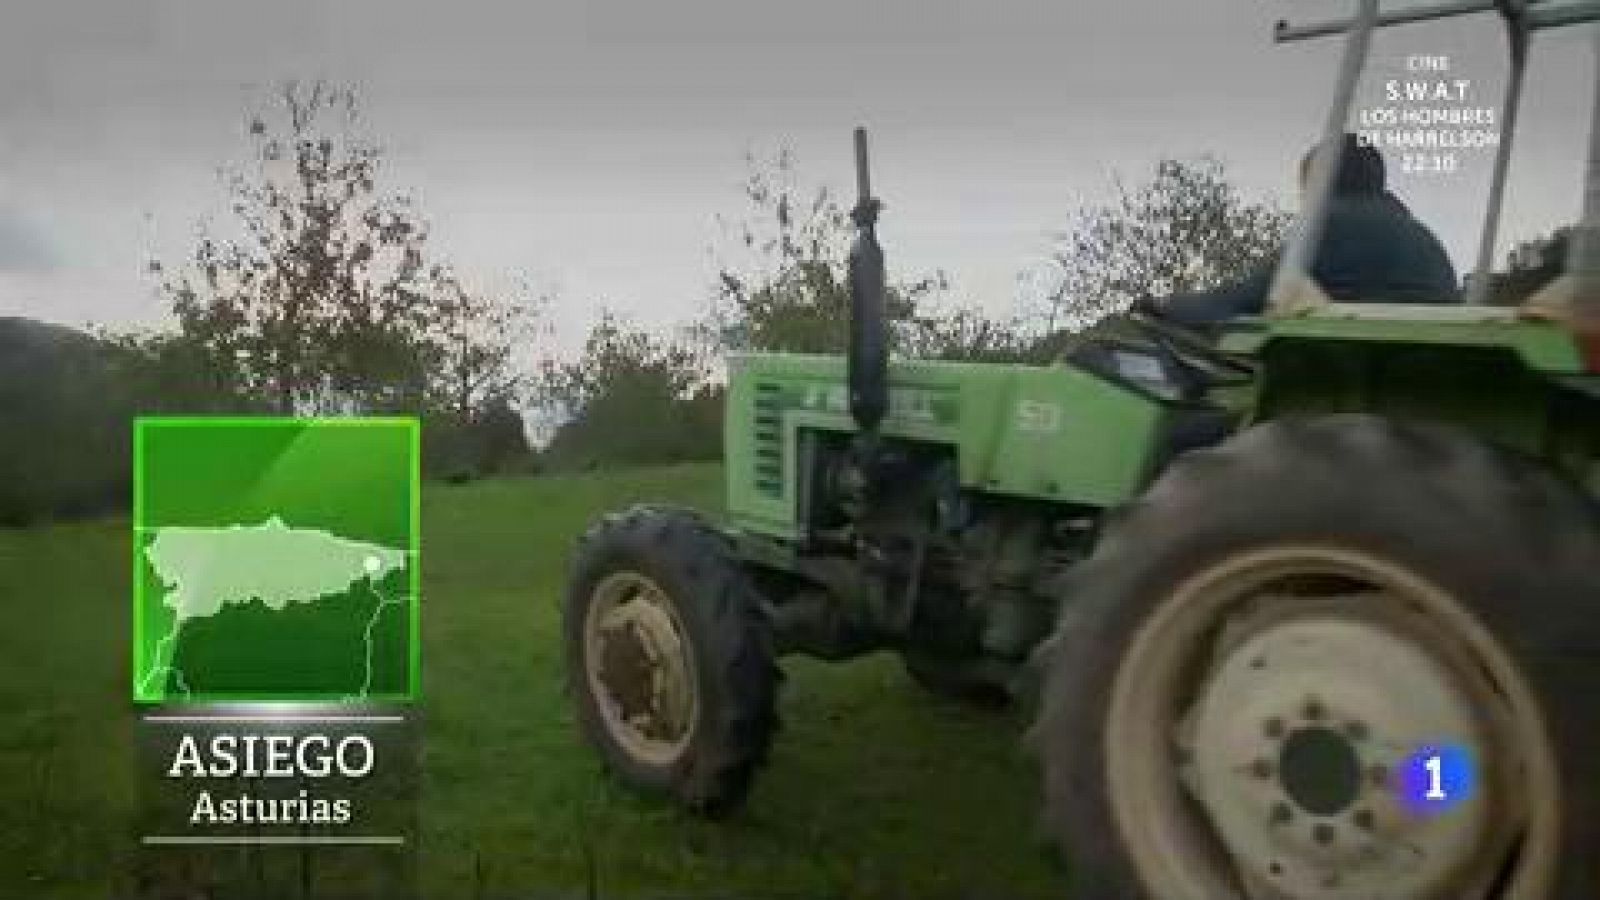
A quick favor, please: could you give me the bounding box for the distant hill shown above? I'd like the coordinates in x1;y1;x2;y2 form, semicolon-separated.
0;315;104;376
0;317;131;525
0;317;544;522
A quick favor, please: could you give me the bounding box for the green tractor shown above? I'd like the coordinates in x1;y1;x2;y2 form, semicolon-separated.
562;1;1600;896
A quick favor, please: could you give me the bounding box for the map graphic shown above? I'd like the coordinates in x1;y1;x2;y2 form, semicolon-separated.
133;418;419;704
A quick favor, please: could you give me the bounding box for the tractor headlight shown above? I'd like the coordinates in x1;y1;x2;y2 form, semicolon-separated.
1109;349;1187;401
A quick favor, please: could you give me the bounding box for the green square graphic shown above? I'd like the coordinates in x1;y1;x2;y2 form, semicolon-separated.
133;418;420;704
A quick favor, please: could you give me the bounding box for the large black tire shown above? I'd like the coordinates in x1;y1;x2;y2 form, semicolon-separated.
563;505;779;815
1032;415;1600;898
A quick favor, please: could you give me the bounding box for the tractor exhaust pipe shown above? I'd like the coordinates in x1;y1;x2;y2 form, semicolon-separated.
847;127;889;434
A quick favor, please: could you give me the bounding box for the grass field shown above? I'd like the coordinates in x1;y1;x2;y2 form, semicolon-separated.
0;464;1064;899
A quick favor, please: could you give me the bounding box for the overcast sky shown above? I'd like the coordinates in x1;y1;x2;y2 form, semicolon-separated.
0;0;1594;354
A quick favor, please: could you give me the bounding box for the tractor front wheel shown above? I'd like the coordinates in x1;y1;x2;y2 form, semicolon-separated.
1033;416;1600;899
563;506;778;815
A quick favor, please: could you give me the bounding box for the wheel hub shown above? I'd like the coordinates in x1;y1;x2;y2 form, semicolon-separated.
1278;725;1362;818
585;572;697;765
1180;611;1496;898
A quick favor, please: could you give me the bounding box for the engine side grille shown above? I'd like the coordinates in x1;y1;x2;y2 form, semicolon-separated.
753;382;784;497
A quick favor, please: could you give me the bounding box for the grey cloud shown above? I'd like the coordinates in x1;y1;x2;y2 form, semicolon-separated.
0;208;59;272
0;0;1589;339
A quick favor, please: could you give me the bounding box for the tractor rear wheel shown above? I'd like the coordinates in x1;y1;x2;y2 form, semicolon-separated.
1032;416;1600;899
563;506;778;815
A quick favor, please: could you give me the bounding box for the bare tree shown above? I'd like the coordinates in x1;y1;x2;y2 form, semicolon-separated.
424;268;545;418
540;313;709;420
899;305;1031;362
704;149;945;355
537;312;721;467
152;81;445;413
1041;157;1292;332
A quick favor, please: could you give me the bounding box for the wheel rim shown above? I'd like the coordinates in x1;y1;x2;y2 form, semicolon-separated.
1102;544;1560;900
583;571;699;767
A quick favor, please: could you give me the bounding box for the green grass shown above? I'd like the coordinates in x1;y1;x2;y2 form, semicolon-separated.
0;464;1063;899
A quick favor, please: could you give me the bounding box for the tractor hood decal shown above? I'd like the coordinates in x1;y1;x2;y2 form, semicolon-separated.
798;382;953;424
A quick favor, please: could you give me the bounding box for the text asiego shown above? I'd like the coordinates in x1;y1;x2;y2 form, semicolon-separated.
167;733;375;826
